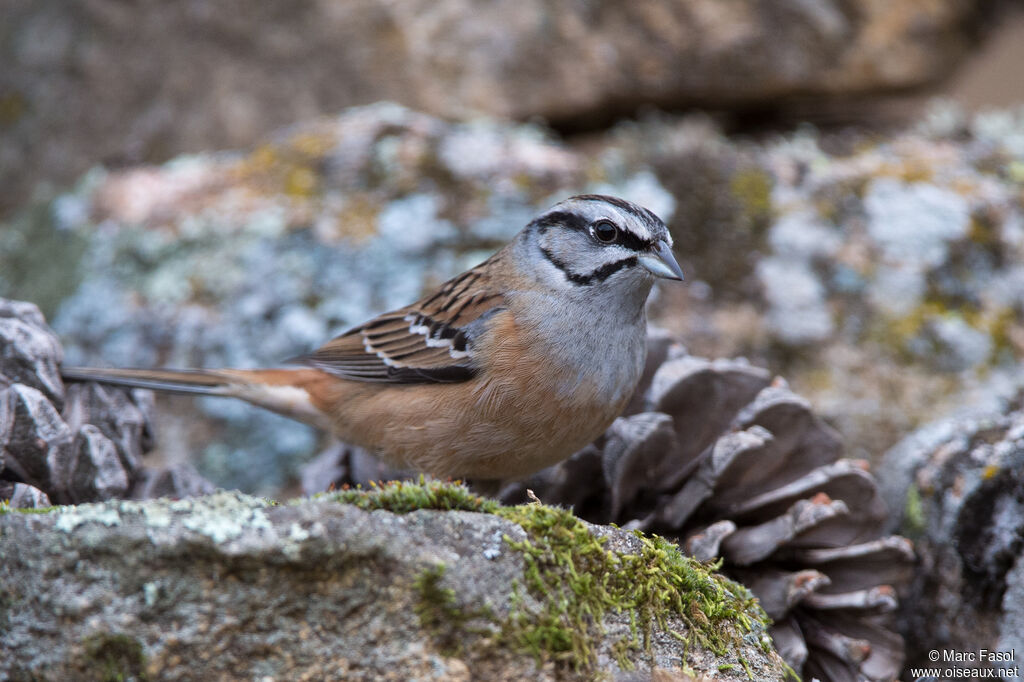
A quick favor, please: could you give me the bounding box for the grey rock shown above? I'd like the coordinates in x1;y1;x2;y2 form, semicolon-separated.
68;425;130;503
879;393;1024;678
0;491;786;681
1;383;74;502
0;481;51;508
0;0;991;219
1001;556;1024;666
757;256;834;344
63;382;154;475
130;463;217;501
0;300;64;405
0;298;48;328
1;295;214;504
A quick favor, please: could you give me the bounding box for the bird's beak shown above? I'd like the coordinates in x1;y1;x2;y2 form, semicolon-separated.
639;240;684;281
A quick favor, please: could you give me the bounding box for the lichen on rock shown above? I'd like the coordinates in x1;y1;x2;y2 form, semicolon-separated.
0;480;786;681
879;386;1024;679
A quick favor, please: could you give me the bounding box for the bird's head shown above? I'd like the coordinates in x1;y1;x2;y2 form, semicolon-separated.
518;194;683;302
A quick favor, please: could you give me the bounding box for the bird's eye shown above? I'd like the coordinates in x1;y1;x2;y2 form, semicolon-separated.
591;220;619;243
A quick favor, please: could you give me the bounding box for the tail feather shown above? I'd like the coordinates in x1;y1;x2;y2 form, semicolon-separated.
61;366;336;431
60;367;234;396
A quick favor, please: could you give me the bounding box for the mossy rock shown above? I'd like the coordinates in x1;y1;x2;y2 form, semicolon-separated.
0;482;786;681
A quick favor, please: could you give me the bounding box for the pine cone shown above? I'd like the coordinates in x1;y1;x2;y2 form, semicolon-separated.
496;332;913;682
0;297;213;505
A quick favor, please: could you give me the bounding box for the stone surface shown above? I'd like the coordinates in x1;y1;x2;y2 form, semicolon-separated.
0;481;50;509
0;298;64;404
878;388;1024;678
0;0;993;218
0;297;214;504
0;490;786;681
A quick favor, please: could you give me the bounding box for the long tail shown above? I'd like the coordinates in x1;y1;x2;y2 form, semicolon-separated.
61;366;335;431
60;367;237;396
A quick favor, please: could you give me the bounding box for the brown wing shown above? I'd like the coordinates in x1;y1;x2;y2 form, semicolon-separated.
294;258;507;384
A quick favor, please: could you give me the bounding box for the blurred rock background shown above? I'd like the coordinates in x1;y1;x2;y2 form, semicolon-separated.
1;0;1021;219
3;2;1024;680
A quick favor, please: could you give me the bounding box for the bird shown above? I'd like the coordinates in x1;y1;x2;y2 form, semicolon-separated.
61;195;684;481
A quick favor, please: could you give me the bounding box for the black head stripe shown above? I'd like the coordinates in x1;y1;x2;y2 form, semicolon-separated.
529;211;589;235
612;229;652;253
572;194;664;233
585;256;639;283
540;246;638;285
534;199;659;252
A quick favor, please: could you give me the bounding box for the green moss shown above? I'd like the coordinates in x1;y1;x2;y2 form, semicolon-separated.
729;167;774;226
873;298;972;361
903;484;926;538
1008;160;1024;184
870;291;1018;370
496;504;767;672
414;564;459;629
967;214;1002;250
333;480;772;675
80;632;147;682
0;501;61;515
327;476;499;514
413;563;494;656
986;306;1022;362
234;131;336;202
873;301;945;354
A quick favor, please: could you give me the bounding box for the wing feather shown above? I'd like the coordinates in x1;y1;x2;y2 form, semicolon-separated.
293;256;507;383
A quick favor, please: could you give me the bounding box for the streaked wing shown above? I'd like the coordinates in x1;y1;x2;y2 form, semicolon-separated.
295;257;506;383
